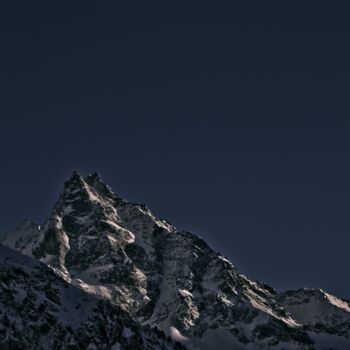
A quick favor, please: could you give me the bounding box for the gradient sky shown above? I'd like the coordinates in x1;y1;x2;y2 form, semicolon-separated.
1;1;350;298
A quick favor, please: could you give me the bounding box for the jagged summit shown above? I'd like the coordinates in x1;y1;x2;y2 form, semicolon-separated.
2;172;350;349
63;170;120;203
63;169;85;188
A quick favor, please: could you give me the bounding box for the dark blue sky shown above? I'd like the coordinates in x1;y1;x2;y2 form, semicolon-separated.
1;1;350;298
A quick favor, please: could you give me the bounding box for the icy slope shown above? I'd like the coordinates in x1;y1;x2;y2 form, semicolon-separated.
277;288;350;345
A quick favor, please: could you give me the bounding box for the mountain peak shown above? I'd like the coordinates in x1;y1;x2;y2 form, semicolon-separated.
60;171;117;203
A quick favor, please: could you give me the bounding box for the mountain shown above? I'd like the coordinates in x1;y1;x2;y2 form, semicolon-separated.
2;171;350;349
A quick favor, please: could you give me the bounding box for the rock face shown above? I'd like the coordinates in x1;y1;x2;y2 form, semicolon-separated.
2;171;350;349
0;245;178;350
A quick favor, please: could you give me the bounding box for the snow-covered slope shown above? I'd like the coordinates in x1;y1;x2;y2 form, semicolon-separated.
2;171;350;349
0;244;180;350
1;219;41;256
277;289;350;349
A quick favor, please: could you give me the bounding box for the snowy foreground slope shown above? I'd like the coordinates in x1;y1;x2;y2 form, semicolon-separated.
2;171;350;349
0;244;179;350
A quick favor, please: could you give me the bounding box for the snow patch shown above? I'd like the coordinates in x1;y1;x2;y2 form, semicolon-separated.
178;289;193;298
325;292;350;313
169;327;189;343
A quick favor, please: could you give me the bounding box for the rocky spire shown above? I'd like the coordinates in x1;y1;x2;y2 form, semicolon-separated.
63;170;85;190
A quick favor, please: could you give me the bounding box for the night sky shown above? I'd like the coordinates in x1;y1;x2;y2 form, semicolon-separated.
1;2;350;298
